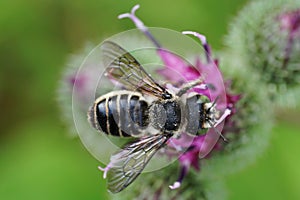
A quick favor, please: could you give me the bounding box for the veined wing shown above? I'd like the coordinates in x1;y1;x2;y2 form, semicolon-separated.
106;133;172;193
101;41;170;99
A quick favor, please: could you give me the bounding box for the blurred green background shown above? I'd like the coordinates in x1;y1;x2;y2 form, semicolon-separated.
0;0;299;199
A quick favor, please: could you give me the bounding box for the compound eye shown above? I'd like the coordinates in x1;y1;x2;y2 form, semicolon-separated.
163;92;172;99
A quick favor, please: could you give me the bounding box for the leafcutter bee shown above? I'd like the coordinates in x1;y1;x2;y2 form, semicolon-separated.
88;41;227;193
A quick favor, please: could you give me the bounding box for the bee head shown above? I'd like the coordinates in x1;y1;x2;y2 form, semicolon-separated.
202;102;220;128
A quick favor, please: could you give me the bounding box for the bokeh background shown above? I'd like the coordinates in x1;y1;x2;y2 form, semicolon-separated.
1;0;299;199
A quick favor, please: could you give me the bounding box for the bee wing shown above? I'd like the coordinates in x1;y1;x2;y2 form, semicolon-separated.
106;133;172;193
101;41;168;99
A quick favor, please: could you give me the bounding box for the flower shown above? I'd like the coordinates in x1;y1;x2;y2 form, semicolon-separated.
57;3;277;200
277;9;300;87
57;43;96;136
106;4;240;198
224;0;300;107
278;9;300;35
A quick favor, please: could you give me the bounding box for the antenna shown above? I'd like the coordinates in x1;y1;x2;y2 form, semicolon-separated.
211;96;219;108
207;96;219;113
208;121;228;143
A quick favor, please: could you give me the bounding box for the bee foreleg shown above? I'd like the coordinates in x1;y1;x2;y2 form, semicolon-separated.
177;76;206;97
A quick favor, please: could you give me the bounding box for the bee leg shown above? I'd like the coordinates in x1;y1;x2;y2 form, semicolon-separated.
177;76;206;97
210;108;232;142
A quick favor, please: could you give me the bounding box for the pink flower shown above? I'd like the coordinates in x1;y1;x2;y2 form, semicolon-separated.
154;32;239;190
278;9;300;36
277;9;300;70
101;4;241;191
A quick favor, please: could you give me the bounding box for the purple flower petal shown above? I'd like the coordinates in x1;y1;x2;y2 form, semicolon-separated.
278;9;300;35
98;164;111;179
169;165;189;190
182;31;211;62
157;49;195;83
118;4;161;48
195;58;227;109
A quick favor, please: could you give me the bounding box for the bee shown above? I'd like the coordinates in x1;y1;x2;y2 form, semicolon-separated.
88;41;226;193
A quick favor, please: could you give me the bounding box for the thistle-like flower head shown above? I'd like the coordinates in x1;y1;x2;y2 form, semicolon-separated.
107;4;240;195
225;0;300;106
57;3;278;200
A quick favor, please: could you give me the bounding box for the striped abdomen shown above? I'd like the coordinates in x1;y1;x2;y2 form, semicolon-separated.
89;91;149;137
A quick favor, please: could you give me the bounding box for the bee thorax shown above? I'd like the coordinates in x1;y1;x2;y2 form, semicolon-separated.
149;100;181;132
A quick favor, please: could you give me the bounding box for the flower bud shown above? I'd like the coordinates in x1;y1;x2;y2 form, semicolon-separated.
225;0;300;106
